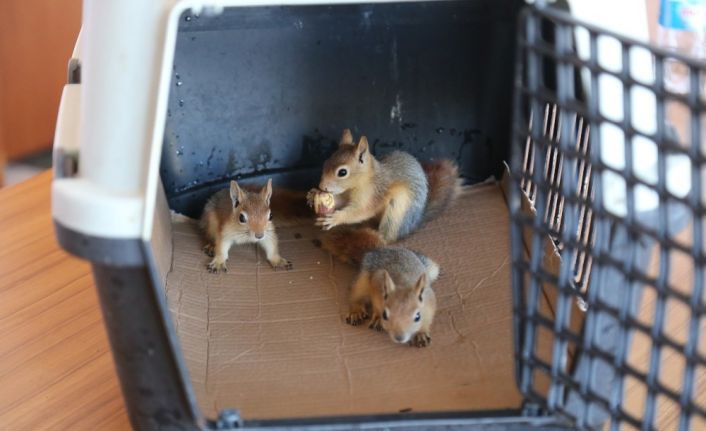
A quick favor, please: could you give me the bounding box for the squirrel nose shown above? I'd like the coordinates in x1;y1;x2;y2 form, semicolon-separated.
255;233;264;240
394;334;405;343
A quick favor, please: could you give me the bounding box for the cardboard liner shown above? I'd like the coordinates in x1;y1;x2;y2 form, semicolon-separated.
165;183;555;420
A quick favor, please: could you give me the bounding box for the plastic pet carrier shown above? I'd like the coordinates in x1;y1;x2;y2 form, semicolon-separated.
51;0;704;430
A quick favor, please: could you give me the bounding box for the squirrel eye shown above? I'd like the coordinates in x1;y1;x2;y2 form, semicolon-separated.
414;312;421;322
268;212;273;221
239;213;247;223
382;310;389;321
337;168;347;177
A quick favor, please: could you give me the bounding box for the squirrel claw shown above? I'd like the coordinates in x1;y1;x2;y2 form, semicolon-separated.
306;188;319;208
271;258;293;271
207;260;227;273
203;244;215;257
345;311;369;326
316;214;337;230
410;332;431;348
368;316;383;332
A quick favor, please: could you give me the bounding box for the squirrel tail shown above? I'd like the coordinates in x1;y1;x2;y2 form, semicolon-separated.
321;227;386;265
422;160;463;224
270;189;314;228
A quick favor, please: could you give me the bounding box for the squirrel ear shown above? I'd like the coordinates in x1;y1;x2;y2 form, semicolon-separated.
414;273;427;301
374;269;395;298
261;178;273;205
356;136;369;164
339;128;354;147
230;180;244;207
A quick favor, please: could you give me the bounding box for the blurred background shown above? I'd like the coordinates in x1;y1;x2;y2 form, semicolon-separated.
0;0;81;186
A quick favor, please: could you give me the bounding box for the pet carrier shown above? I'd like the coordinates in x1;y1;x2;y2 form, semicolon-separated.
50;0;703;430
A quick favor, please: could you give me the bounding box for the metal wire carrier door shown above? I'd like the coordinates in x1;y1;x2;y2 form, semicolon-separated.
510;5;706;431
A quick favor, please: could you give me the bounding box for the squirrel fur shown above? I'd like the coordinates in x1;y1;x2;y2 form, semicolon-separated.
200;178;295;273
345;247;439;347
312;129;462;264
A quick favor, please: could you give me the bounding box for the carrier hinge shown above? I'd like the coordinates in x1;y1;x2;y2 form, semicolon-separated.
67;58;81;84
522;401;547;417
54;148;79;179
213;409;243;429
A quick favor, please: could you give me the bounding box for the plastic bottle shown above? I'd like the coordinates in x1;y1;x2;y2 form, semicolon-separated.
657;0;706;93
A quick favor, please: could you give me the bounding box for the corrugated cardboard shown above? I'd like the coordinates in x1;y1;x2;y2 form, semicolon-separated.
165;182;554;420
150;180;173;287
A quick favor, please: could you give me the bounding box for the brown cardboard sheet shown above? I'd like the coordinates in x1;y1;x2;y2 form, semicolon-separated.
165;182;545;420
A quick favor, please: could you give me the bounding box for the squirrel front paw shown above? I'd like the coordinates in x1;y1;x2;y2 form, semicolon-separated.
269;256;293;271
202;244;215;257
410;332;431;348
306;188;320;208
207;259;228;273
368;315;383;332
315;212;339;231
345;310;369;326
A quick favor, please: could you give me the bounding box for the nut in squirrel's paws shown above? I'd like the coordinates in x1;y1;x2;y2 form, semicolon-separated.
269;257;293;271
202;244;215;257
207;259;227;273
309;189;335;216
345;310;369;326
410;332;431;348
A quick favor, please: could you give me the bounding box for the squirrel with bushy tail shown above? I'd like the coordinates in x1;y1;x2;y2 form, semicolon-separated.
308;128;462;263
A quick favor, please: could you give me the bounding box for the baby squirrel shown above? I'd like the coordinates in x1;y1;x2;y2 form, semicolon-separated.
200;179;292;273
309;129;461;263
346;247;439;347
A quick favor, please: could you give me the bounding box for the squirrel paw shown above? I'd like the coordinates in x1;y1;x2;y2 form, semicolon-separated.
315;213;338;231
410;332;431;348
269;257;293;271
306;188;320;208
345;310;369;326
368;315;383;332
207;259;228;273
202;244;215;257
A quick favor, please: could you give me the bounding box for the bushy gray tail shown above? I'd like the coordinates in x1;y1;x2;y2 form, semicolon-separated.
422;160;462;224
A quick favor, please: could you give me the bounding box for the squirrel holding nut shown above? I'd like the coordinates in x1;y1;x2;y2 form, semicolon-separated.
346;246;439;347
200;179;294;273
308;129;461;263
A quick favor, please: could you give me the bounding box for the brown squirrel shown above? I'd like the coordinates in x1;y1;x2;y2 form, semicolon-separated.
200;179;293;272
308;129;461;263
345;247;439;347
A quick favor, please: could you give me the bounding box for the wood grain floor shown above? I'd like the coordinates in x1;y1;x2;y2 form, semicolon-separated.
620;223;706;431
0;172;130;430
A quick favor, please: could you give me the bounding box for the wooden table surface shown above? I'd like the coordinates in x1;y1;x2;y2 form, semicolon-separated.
0;171;131;430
